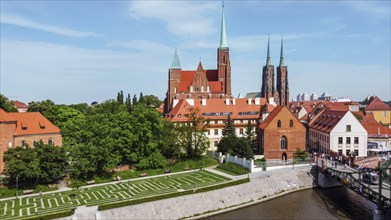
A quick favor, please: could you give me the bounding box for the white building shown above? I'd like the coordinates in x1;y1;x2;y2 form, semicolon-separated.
309;110;367;158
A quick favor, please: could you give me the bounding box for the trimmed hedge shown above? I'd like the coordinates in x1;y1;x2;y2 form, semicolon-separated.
19;209;75;220
216;162;249;175
98;178;250;211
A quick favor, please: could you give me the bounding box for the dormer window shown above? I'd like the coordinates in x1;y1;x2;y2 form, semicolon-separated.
39;121;46;129
178;114;182;118
21;122;27;130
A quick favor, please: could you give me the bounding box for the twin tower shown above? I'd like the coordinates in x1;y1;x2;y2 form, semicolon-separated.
164;6;289;113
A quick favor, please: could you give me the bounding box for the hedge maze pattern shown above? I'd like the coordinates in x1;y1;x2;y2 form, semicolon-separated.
0;170;230;220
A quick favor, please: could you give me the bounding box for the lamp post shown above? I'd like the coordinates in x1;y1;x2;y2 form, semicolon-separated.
16;175;19;199
39;191;42;218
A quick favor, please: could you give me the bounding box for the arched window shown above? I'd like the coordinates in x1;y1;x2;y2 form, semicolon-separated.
281;136;288;150
48;138;53;145
174;87;177;93
33;140;38;147
190;86;193;92
277;120;281;128
196;87;199;92
290;119;293;128
201;86;204;92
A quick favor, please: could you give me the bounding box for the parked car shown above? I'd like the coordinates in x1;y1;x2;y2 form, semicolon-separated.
363;172;379;185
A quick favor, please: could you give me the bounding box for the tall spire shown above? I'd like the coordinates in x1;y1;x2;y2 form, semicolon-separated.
171;49;181;69
279;35;285;67
219;1;227;48
266;34;272;66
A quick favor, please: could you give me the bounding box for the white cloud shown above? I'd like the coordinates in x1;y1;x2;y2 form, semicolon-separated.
129;1;219;38
0;14;100;38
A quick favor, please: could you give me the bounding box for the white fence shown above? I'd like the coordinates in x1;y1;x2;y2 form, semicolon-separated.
226;154;254;173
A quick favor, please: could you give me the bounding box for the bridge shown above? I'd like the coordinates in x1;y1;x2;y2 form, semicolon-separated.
314;157;391;213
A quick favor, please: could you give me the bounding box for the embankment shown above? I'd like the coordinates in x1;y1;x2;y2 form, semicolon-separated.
99;165;313;219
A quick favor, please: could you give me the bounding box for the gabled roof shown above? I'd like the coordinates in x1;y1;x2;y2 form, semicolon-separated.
177;67;221;93
4;111;60;136
365;96;390;111
14;100;28;109
259;106;284;129
309;110;348;133
0;108;16;122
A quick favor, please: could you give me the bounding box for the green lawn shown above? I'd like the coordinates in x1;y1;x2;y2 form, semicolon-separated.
0;170;231;220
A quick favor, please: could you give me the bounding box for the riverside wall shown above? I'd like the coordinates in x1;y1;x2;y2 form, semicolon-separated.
97;165;313;220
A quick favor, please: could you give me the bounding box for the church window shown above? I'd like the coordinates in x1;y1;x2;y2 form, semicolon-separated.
201;86;204;92
196;87;199;91
207;86;210;92
48;139;53;145
277;120;281;128
289;119;293;127
174;87;177;93
190;86;193;92
280;136;288;150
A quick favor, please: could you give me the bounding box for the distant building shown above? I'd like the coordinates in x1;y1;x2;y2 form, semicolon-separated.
258;106;306;160
0;108;62;173
310;93;318;101
309;110;367;158
13;100;28;113
318;92;332;101
364;96;390;126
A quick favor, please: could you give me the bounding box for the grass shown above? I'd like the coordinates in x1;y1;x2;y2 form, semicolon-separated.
216;162;249;176
0;170;231;220
0;184;58;199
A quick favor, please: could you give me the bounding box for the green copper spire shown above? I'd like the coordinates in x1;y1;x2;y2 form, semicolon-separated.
219;2;228;48
279;35;285;67
266;34;272;66
171;49;181;69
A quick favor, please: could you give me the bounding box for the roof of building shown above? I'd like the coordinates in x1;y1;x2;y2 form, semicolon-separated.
245;92;261;98
171;50;181;69
309;110;348;133
1;109;60;136
354;112;391;137
0;108;16;122
166;98;272;122
259;105;284;129
177;64;221;93
14;100;28;109
365;96;390;111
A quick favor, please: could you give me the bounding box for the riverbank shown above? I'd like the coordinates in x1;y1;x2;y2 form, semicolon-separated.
98;165;313;219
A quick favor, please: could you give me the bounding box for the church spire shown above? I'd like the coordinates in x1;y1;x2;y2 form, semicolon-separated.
279;35;285;67
171;49;181;69
266;34;272;66
219;1;227;48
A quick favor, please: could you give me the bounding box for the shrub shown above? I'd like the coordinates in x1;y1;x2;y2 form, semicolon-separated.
216;162;249;175
137;152;166;170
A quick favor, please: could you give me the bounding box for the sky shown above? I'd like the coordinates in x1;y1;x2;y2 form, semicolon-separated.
1;0;390;105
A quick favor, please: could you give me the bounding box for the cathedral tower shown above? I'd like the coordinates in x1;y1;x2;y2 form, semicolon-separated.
217;4;231;97
277;36;289;106
261;36;275;101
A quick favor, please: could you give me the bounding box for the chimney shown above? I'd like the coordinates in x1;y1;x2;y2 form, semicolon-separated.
225;98;230;106
232;98;236;105
255;98;260;105
248;98;252;105
202;98;206;106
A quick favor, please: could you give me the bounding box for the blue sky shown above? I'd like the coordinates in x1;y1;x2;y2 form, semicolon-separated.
1;1;390;104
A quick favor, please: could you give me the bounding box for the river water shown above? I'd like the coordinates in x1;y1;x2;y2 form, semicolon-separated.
205;186;380;220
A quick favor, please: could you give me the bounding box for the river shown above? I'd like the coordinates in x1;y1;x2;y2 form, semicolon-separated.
205;186;380;220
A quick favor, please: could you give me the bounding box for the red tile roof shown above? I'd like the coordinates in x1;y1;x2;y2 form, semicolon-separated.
166;98;270;122
0;108;16;122
259;106;284;129
354;112;391;137
14;100;28;109
309;110;347;133
177;64;222;93
365;96;390;111
1;109;60;136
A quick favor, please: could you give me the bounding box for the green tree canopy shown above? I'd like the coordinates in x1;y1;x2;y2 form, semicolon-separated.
35;141;68;183
0;94;17;112
222;114;236;137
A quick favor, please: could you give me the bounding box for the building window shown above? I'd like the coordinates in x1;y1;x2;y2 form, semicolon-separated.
207;130;210;135
354;137;359;144
280;136;288;150
214;141;218;147
383;111;387;117
214;129;218;135
277;120;281;128
338;149;342;156
346;149;350;156
21;140;26;147
239;129;243;134
346;125;351;132
33;140;38;147
338;137;343;144
346;137;351;144
48;139;53;145
354;150;359;156
289;119;293;127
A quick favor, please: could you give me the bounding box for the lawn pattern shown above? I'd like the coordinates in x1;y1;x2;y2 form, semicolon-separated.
0;170;230;220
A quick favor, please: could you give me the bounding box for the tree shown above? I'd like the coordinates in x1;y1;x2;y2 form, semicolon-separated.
35;141;68;183
117;90;124;104
293;148;309;162
176;107;209;158
132;94;138;106
159;120;182;159
139;95;161;108
125;93;132;112
3;146;40;186
0;94;17;112
244;121;257;152
222;114;236;137
233;137;254;159
139;92;145;104
27;99;55;113
217;135;237;155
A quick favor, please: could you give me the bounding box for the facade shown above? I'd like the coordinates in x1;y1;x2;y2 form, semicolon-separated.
309;110;367;158
261;36;289;106
0;108;62;173
13;100;28;112
258;106;306;159
164;9;231;113
364;96;390;126
166;97;273;151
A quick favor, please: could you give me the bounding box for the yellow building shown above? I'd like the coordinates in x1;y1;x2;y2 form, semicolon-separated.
365;96;391;126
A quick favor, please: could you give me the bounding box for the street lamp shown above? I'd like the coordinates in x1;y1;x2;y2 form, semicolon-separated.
16;175;19;199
